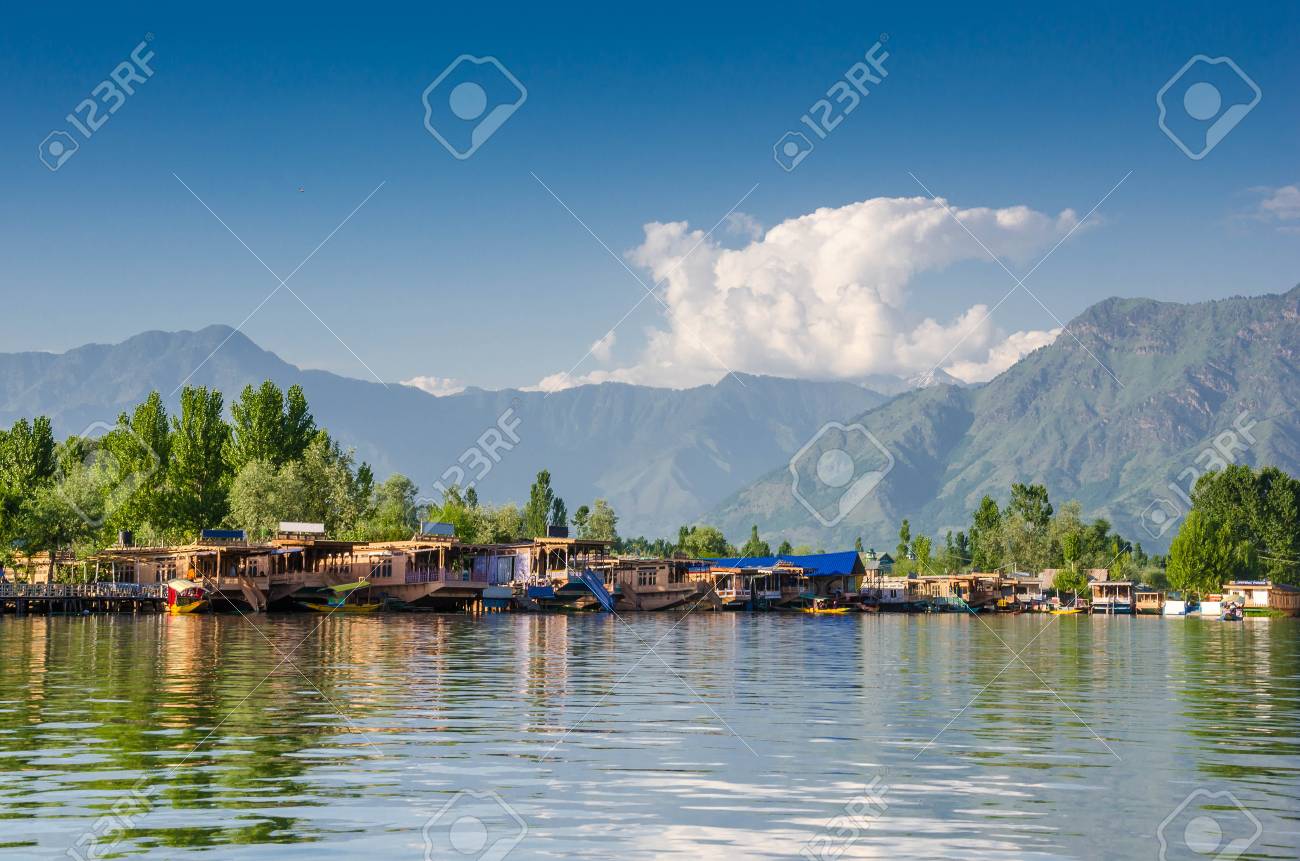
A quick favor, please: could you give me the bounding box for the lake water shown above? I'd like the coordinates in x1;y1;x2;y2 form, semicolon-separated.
2;612;1298;860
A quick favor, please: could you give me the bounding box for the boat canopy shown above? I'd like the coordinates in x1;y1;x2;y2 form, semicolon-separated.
328;579;370;594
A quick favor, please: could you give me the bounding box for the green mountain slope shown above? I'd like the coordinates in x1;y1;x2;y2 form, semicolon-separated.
709;286;1300;551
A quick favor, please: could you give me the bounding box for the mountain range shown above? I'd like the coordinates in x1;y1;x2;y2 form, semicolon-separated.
2;285;1296;549
0;327;883;539
709;285;1300;551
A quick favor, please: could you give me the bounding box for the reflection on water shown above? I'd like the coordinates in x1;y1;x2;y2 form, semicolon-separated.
1;613;1297;859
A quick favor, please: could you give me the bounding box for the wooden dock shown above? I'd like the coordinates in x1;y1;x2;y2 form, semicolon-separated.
0;582;165;615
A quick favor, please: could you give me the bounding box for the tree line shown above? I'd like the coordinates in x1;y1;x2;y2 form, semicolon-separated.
1167;464;1300;592
0;382;632;571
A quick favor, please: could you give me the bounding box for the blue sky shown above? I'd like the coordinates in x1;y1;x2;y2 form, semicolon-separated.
3;1;1298;391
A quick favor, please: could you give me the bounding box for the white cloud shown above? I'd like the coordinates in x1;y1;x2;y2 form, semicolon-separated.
535;195;1080;390
401;375;465;397
590;330;616;362
945;327;1061;383
723;211;764;241
1257;184;1300;222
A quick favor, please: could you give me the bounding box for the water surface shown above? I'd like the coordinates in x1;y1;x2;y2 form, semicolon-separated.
2;612;1298;859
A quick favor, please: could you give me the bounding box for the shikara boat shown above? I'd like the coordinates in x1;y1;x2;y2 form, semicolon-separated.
297;579;381;613
802;597;850;615
165;578;207;614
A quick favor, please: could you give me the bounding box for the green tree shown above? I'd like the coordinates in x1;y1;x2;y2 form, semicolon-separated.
168;387;232;535
586;499;618;541
523;470;556;538
282;384;317;462
572;504;590;537
955;531;970;570
483;503;525;543
230;381;318;469
103;392;171;532
679;525;730;558
550;497;568;530
426;484;483;542
226;459;282;538
274;432;370;537
896;519;911;562
358;474;420;540
1061;530;1082;574
969;495;1001;571
1008;482;1054;530
777;539;794;555
912;534;933;574
1191;464;1300;585
740;525;771;559
1168;510;1234;594
1051;568;1088;600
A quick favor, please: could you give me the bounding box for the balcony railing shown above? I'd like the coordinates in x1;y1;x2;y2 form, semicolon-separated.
0;582;167;599
405;568;492;585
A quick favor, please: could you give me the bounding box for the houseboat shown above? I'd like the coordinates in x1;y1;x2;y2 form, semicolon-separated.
1090;580;1135;614
1220;581;1300;617
611;559;705;611
1135;589;1166;615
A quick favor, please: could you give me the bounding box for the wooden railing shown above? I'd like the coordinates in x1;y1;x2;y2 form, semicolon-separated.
0;582;167;599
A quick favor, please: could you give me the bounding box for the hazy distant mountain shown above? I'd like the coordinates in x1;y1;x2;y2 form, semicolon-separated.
0;327;885;538
906;368;970;390
709;286;1300;552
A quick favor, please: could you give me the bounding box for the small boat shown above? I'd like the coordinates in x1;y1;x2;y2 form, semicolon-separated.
300;600;382;614
165;578;207;614
297;579;380;613
1220;602;1244;622
803;597;850;615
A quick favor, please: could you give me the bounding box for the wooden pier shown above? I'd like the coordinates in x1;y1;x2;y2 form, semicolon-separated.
0;582;165;615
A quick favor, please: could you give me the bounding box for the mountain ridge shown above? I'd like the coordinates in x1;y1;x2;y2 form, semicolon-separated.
708;284;1300;551
0;326;886;539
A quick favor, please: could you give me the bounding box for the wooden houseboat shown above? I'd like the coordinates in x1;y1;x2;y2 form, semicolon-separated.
1135;589;1166;615
1221;581;1300;617
1090;580;1135;614
611;559;706;611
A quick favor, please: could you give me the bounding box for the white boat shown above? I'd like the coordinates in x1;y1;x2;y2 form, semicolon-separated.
1163;599;1188;616
1199;597;1223;617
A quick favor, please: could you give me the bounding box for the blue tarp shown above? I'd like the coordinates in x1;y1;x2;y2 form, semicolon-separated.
708;551;863;577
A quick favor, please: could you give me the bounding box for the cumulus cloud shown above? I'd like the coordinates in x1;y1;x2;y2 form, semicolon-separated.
401;375;465;397
945;327;1061;383
723;211;764;241
536;195;1081;391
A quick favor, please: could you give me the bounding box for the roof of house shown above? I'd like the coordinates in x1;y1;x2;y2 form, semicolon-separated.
710;551;864;577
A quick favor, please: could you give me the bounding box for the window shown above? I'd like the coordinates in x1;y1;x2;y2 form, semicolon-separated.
669;566;687;585
638;568;657;587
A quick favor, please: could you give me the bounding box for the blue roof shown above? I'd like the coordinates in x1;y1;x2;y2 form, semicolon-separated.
709;551;863;577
